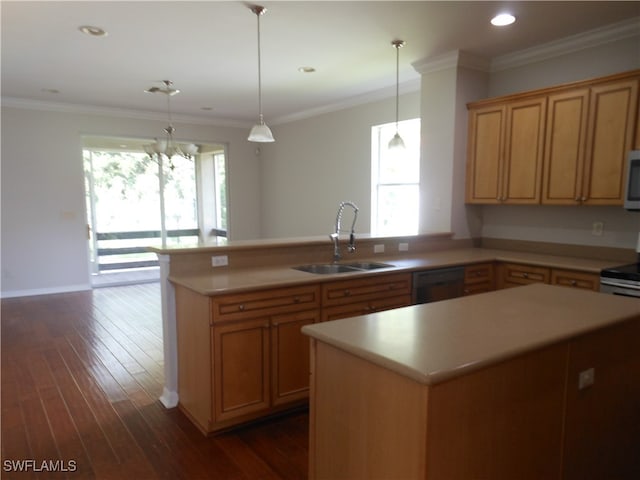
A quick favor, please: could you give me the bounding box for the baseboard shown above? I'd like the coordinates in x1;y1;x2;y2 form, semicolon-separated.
1;283;92;299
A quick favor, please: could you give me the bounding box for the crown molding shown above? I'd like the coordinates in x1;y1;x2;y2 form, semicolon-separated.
271;77;422;125
411;17;640;76
491;16;640;72
0;97;250;128
412;50;490;74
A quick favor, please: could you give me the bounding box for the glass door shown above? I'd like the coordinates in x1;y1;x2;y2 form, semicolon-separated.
83;137;225;285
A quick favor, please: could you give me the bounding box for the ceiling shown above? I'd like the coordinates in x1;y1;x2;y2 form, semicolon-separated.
2;1;639;127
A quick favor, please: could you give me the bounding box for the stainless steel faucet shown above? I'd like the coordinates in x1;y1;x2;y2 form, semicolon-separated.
329;201;359;262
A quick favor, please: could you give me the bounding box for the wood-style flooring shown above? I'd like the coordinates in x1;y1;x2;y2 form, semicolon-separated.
1;283;309;479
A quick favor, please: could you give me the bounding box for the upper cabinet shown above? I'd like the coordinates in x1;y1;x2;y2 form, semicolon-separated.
465;97;546;204
466;70;640;206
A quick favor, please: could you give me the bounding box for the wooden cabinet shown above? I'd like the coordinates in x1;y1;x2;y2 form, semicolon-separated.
551;269;599;292
543;78;639;205
463;262;495;296
467;70;640;206
498;263;600;291
466;97;546;204
271;309;318;406
542;88;590;204
175;283;320;434
212;317;270;422
320;272;412;322
497;262;550;289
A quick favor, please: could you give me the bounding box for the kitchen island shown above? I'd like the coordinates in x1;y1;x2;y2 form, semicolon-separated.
302;284;640;480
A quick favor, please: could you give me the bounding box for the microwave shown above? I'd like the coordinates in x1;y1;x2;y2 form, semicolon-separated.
624;150;640;211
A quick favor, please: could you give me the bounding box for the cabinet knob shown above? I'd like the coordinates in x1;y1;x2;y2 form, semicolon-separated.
581;196;587;202
238;304;245;311
293;296;300;303
523;273;529;279
570;280;577;286
344;290;351;296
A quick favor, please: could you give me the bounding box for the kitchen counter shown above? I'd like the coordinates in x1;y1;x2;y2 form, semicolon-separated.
302;283;640;385
168;247;617;296
304;284;640;479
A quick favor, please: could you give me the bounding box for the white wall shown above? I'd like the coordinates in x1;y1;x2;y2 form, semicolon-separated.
479;35;640;250
1;107;261;296
260;91;421;239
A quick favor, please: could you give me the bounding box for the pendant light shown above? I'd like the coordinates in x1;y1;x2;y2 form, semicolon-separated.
388;39;406;150
248;5;275;143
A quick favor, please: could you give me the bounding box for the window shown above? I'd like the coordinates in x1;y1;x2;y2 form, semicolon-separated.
371;118;420;236
83;138;227;276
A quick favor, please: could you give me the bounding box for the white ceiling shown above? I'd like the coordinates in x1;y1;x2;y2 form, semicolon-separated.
2;1;639;127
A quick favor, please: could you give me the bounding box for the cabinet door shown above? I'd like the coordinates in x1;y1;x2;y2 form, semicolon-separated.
502;97;546;204
271;309;318;406
466;105;505;204
542;89;590;204
583;79;639;205
212;318;270;422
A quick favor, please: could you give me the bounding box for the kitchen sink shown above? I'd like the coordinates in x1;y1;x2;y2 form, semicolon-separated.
292;262;394;274
344;262;393;270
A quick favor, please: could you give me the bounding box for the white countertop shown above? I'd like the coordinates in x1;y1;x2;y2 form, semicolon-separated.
168;247;619;295
302;284;640;385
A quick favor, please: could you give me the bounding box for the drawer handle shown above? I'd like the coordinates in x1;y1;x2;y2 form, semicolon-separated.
238;304;245;311
344;290;351;296
570;280;577;286
523;273;529;279
293;296;301;303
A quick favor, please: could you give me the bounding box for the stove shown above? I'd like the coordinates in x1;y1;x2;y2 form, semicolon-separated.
600;262;640;298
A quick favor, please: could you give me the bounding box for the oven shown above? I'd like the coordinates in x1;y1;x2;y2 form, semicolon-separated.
600;262;640;299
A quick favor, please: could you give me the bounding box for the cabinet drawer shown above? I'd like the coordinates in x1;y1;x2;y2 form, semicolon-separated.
212;285;320;322
463;282;494;296
321;273;412;307
499;263;550;288
321;294;412;322
551;269;599;291
464;263;495;285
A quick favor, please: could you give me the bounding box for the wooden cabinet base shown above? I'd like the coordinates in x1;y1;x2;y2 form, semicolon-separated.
308;318;640;479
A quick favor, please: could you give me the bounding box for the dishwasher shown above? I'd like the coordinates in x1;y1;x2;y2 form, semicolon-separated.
412;266;465;304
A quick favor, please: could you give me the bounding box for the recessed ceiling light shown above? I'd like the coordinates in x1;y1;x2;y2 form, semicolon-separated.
78;25;107;37
491;13;516;27
298;66;316;73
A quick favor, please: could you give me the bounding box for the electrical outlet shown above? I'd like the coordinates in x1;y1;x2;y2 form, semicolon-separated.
211;255;228;267
398;242;409;252
591;221;604;236
374;244;385;254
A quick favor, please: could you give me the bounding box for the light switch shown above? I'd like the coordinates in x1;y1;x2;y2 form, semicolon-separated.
578;367;595;390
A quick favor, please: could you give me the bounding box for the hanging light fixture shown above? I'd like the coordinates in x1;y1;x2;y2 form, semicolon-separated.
248;5;275;143
388;39;406;150
144;80;199;168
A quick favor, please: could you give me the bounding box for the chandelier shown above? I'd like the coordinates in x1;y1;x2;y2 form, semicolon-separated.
144;80;199;168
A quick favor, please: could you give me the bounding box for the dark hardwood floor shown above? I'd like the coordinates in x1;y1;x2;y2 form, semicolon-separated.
1;283;309;479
